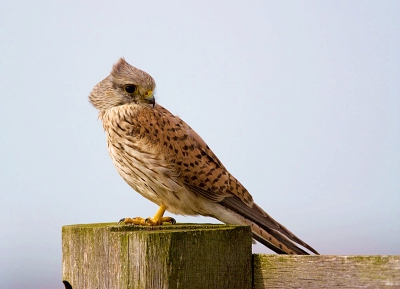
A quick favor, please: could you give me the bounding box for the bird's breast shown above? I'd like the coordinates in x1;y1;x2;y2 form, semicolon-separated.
100;106;221;216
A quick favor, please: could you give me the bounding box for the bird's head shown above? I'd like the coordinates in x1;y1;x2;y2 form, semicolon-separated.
89;58;156;111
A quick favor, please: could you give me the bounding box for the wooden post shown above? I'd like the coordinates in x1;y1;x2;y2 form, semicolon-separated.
62;223;400;288
253;254;400;288
62;223;252;289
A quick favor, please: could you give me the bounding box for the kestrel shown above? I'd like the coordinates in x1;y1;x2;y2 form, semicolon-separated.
89;58;319;255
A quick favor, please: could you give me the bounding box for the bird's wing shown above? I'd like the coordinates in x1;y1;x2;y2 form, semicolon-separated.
221;196;319;254
153;104;253;205
135;104;318;254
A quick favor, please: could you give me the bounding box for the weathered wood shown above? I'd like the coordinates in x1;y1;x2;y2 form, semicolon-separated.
253;254;400;288
62;223;252;289
62;223;400;288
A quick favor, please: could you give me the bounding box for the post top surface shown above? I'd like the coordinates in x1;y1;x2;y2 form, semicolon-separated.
62;222;250;233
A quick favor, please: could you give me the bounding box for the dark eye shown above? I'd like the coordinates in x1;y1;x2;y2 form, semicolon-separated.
124;85;137;94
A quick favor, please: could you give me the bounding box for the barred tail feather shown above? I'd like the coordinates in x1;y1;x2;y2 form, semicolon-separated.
221;196;319;255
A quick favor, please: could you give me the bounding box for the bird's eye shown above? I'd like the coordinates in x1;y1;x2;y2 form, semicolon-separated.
124;85;137;94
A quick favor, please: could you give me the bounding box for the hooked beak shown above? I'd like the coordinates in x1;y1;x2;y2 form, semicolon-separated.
148;97;155;107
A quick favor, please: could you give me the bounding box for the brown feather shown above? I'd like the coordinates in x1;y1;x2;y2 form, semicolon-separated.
89;58;319;255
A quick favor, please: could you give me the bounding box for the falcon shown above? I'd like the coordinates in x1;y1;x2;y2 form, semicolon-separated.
89;58;319;255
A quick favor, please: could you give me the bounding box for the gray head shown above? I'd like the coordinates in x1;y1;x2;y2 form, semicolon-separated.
89;58;156;111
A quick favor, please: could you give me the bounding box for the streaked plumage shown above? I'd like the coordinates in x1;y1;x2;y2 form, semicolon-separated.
89;58;319;255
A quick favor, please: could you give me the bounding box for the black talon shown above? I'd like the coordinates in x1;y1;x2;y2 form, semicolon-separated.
118;218;126;225
171;218;176;225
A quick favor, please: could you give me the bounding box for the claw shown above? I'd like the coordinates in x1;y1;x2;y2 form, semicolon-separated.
118;204;176;226
159;216;176;225
119;217;147;225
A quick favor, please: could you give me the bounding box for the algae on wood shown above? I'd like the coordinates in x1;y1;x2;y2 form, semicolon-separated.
62;223;400;288
62;223;252;289
252;254;400;289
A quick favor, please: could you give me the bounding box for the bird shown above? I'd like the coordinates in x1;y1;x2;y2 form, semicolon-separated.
89;58;319;255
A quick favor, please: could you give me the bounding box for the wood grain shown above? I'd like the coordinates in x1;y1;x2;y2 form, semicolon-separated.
253;254;400;288
62;223;252;289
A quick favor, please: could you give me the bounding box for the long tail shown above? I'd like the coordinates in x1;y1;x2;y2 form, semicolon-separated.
221;196;319;255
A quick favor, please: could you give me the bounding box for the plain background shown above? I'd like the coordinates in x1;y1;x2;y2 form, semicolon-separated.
1;1;399;288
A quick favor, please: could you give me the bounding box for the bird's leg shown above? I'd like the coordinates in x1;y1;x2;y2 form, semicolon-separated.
118;204;176;226
145;204;176;225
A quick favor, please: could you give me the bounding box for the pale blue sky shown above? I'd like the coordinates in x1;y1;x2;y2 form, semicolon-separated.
1;1;399;288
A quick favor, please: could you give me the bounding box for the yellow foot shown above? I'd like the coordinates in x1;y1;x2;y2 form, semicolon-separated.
118;204;176;226
118;216;176;226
